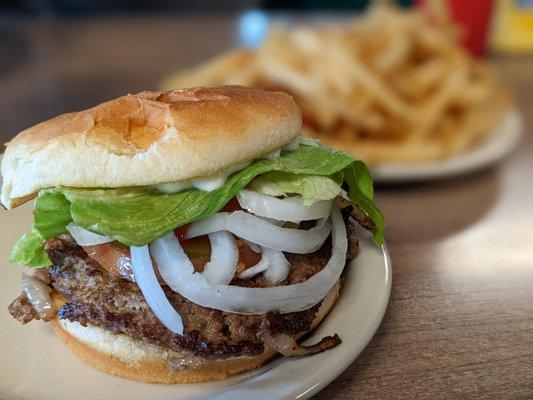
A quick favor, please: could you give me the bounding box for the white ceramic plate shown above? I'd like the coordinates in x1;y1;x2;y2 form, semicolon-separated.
0;191;391;400
372;108;524;183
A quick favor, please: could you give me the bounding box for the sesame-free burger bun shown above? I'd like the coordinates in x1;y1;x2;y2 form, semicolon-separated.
50;280;340;384
1;86;301;209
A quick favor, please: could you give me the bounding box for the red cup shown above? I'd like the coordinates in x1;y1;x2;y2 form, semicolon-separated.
415;0;495;57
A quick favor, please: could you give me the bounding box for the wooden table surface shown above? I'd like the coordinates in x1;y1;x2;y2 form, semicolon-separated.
1;15;531;399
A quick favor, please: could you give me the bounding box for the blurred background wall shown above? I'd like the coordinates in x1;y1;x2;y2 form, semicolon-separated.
1;0;380;14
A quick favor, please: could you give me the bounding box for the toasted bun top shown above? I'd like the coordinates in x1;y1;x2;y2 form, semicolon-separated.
1;86;301;208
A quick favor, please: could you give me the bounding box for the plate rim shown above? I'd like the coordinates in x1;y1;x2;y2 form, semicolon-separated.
290;243;392;400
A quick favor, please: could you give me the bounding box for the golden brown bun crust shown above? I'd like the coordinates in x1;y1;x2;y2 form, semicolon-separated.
50;281;340;384
50;319;275;383
1;86;301;208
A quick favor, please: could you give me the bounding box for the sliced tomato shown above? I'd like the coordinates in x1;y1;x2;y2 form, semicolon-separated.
84;242;134;281
85;201;262;282
174;223;191;240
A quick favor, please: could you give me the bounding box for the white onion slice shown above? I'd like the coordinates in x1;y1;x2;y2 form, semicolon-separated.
150;233;197;288
150;205;346;314
263;249;290;285
238;248;271;279
239;247;289;285
66;222;113;246
186;212;282;237
237;190;331;222
186;213;230;239
226;211;331;254
130;245;184;334
21;274;55;320
202;231;238;284
187;211;329;254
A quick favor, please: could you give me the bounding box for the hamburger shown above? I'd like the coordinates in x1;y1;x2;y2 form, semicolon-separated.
3;86;385;383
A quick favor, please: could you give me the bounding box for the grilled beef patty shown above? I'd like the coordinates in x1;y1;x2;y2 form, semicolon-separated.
9;213;359;358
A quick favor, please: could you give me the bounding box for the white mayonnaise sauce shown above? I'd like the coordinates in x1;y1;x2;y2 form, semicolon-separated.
191;162;251;191
153;162;250;194
263;149;281;159
154;181;194;194
153;137;301;194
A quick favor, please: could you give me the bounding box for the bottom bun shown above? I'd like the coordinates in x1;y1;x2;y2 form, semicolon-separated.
51;280;341;384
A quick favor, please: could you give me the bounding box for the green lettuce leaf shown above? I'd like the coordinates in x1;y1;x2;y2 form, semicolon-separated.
10;230;52;267
13;144;385;266
343;160;384;244
33;189;73;238
251;172;343;205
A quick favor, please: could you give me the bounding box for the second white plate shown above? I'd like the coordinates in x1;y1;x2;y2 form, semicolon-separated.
372;108;523;183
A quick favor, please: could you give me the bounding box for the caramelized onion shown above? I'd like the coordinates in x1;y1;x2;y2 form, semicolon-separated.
339;191;375;231
21;274;55;320
260;331;341;357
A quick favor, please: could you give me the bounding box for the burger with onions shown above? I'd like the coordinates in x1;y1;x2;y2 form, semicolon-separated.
3;86;385;383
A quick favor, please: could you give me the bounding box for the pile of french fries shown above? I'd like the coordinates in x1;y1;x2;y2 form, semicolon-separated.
161;4;510;165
